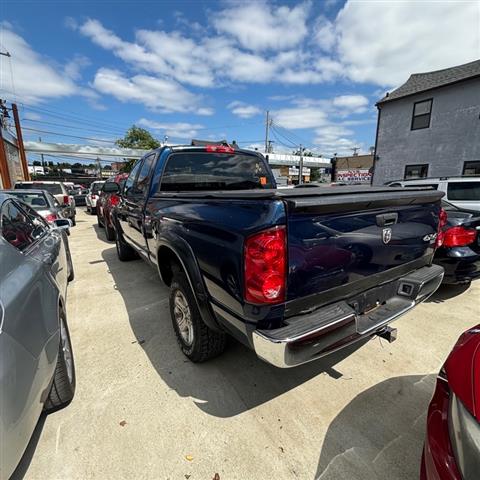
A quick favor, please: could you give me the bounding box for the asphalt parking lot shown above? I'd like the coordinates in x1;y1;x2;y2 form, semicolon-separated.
15;208;480;480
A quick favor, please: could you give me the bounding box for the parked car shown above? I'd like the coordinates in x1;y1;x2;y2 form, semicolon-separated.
107;144;445;368
434;200;480;284
69;186;89;206
14;181;77;226
2;189;71;233
97;173;128;241
86;180;105;214
421;325;480;480
387;177;480;211
0;193;76;479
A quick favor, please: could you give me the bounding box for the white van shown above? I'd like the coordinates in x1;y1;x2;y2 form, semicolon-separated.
388;177;480;211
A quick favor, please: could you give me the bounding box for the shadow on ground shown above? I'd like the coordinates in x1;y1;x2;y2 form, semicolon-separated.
315;374;435;480
102;246;370;418
10;415;46;480
426;283;471;303
92;222;113;244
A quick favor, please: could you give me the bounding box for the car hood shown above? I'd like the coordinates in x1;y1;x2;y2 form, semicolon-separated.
445;325;480;421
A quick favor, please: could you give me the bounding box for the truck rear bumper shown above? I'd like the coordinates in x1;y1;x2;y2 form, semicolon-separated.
252;264;444;368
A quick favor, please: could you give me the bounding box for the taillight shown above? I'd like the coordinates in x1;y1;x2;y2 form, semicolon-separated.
109;194;120;207
435;208;448;248
443;226;477;247
63;195;70;205
91;195;97;200
244;226;286;304
45;213;58;223
205;145;235;154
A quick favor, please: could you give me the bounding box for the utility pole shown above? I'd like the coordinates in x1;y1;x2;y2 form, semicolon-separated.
12;103;30;180
38;137;46;171
298;144;304;185
264;110;270;154
96;157;102;179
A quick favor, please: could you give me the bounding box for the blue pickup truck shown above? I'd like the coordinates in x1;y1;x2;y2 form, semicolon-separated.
107;143;445;368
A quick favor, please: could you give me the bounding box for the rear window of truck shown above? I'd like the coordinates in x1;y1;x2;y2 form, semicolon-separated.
16;183;63;195
447;182;480;201
160;153;274;191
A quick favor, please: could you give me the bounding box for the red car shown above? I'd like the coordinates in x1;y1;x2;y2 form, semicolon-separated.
97;173;128;241
421;325;480;479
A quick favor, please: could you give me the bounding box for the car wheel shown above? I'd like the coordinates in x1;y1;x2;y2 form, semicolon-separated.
71;216;76;227
115;228;137;261
105;222;115;241
170;271;226;362
67;246;75;282
91;207;97;215
44;311;76;412
97;212;104;228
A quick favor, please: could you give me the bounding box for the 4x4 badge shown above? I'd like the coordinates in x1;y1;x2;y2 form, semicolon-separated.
382;227;392;244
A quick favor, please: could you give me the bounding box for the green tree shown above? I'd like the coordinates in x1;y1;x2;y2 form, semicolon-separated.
116;125;161;172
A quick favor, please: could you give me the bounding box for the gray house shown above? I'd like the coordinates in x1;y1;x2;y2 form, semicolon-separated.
372;60;480;185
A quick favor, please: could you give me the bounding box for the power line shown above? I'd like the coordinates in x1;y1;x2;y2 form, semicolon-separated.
22;118;126;137
21;127;117;144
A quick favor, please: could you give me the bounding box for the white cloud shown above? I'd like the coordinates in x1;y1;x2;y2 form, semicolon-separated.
92;68;210;115
64;54;90;81
0;26;77;103
327;1;480;87
213;1;311;52
273;107;328;130
228;101;262;118
138;118;204;139
332;94;368;113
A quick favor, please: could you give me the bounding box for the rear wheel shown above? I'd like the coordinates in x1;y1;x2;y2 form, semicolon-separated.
115;227;137;261
170;271;226;362
97;211;104;228
44;311;75;412
105;221;115;241
71;216;76;227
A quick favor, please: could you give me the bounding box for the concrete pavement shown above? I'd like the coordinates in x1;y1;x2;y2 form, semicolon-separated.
16;208;480;479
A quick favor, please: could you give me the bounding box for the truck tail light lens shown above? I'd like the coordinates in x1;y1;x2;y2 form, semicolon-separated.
435;208;448;248
91;194;97;200
244;226;286;304
63;195;70;205
109;194;120;207
443;226;477;247
45;213;58;223
205;145;235;154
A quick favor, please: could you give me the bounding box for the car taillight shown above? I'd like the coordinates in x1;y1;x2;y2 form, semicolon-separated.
45;213;58;223
205;144;235;154
443;226;477;247
109;194;120;207
91;194;97;200
63;195;70;205
244;226;286;304
435;208;448;248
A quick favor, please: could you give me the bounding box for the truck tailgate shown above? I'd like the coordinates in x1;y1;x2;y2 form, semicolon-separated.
282;186;443;317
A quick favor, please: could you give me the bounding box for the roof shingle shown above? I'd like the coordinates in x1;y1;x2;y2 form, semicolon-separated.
378;59;480;104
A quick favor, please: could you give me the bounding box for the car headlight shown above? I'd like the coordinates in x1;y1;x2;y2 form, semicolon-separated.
448;393;480;479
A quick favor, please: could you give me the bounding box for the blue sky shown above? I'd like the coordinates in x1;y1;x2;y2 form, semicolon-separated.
1;0;479;165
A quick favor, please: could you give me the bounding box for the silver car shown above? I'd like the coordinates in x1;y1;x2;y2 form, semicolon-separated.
0;193;76;479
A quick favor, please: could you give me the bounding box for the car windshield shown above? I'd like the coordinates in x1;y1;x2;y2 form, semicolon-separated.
447;182;480;201
17;183;63;195
160;152;274;191
7;192;49;209
92;183;104;194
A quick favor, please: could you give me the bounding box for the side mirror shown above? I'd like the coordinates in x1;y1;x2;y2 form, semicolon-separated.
102;182;120;193
53;218;73;230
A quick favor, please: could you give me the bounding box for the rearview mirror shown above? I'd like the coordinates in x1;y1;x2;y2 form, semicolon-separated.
102;182;120;193
53;218;73;230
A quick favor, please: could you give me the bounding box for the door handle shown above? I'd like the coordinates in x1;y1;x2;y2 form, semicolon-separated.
376;213;398;227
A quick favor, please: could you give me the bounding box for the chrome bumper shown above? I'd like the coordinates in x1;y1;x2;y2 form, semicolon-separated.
252;264;444;368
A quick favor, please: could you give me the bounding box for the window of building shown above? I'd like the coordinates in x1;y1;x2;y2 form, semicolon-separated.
411;99;433;130
463;161;480;176
404;164;429;180
447;182;480;201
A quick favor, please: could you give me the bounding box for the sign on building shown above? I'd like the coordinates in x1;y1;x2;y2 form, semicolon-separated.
336;169;372;184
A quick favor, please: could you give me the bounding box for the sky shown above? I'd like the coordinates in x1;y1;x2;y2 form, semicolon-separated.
0;0;479;165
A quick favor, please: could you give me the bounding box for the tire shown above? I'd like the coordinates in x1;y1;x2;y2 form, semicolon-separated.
97;212;104;228
67;246;75;282
86;206;90;214
44;311;75;413
71;216;76;227
91;207;97;215
105;222;115;241
115;227;137;261
170;271;226;363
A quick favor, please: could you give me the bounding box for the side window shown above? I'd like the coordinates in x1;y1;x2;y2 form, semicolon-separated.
411;99;433;130
404;164;429;180
0;200;40;251
447;182;480;201
135;154;156;195
123;160;143;195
